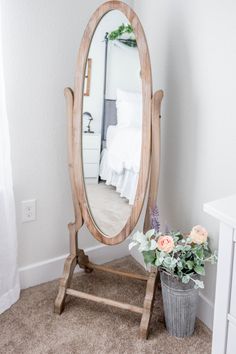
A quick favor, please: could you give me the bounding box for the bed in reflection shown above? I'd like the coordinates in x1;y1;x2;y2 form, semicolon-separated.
99;89;142;205
82;10;142;236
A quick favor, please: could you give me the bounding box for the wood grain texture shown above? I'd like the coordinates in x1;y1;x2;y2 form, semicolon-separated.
54;89;83;314
144;90;164;233
86;262;149;281
54;253;77;314
73;1;152;245
139;266;158;339
64;87;83;230
77;249;93;273
66;288;144;314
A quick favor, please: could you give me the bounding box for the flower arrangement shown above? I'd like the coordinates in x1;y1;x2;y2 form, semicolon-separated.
129;208;217;289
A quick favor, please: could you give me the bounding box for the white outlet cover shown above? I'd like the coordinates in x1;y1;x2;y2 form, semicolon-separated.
21;199;36;223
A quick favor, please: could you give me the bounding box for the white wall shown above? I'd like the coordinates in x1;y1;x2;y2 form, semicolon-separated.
133;0;236;329
106;34;141;98
3;0;234;330
1;0;133;281
83;9;141;133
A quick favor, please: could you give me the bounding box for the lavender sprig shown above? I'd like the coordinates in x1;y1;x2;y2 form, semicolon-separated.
150;206;160;233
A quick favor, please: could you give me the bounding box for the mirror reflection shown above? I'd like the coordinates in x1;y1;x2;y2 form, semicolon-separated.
82;10;142;237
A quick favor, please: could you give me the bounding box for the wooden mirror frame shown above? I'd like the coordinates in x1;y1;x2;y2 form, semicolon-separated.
73;1;152;245
55;0;164;340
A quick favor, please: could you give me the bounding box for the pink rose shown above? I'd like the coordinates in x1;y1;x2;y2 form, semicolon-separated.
190;225;208;244
157;235;174;253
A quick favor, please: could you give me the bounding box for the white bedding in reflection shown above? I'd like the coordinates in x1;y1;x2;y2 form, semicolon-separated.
107;125;141;174
99;125;141;205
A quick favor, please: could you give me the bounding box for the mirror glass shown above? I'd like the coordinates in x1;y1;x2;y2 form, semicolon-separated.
82;10;142;237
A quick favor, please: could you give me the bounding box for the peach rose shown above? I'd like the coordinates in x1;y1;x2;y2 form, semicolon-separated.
157;235;174;253
190;225;208;244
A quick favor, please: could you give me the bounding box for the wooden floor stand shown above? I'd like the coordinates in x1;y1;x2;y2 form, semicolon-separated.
54;244;158;339
54;89;163;339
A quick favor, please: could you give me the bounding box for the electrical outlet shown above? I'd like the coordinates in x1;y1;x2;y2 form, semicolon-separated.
21;199;36;223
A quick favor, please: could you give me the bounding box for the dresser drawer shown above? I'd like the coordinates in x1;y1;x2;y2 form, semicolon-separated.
83;134;100;149
229;242;236;318
83;149;100;164
83;163;98;178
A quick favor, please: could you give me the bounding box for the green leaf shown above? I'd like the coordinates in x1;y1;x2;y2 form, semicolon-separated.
177;270;183;278
186;260;194;270
163;257;172;267
145;229;155;240
142;251;155;265
155;250;164;265
195;248;204;259
107;23;137;47
185;251;192;258
170;259;177;268
155;257;162;266
160;251;167;258
194;279;204;289
175;245;184;252
182;275;190;284
194;265;205;275
183;245;191;251
177;261;183;269
163;257;177;269
211;253;218;264
174;232;182;237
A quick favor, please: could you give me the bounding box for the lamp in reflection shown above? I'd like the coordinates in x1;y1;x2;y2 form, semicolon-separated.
83;112;94;134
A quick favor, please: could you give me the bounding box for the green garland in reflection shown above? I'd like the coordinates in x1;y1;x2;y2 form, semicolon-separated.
107;24;137;47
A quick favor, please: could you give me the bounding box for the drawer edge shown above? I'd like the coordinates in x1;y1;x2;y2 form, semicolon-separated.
227;314;236;327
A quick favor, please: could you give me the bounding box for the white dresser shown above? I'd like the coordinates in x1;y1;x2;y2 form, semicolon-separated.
204;195;236;354
82;133;101;183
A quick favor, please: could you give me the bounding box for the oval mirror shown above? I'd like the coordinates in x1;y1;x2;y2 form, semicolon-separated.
73;2;152;245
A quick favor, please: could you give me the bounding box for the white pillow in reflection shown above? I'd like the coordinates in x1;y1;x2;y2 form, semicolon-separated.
116;88;142;129
116;88;142;102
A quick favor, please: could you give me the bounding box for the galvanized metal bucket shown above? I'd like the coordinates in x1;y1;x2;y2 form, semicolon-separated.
160;271;199;337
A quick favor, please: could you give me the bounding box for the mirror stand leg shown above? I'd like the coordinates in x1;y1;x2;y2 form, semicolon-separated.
54;222;78;314
54;254;77;314
78;249;93;273
139;267;158;339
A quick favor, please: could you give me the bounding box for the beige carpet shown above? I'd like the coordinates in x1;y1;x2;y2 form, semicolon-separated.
86;183;132;236
0;257;212;354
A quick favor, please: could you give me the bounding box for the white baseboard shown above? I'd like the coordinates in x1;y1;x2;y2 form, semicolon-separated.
19;241;130;289
197;292;214;330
